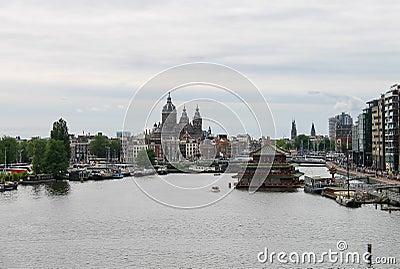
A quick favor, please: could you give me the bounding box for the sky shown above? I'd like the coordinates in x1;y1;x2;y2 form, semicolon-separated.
1;0;400;139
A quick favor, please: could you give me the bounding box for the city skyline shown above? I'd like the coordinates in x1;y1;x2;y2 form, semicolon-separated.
1;1;400;138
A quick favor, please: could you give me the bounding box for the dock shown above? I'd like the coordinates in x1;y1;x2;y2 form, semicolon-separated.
326;162;400;207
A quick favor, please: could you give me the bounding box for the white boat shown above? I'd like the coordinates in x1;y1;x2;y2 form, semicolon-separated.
291;156;326;165
133;168;157;177
211;186;220;192
157;166;168;175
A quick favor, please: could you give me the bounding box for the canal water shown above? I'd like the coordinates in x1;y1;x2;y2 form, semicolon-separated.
1;167;399;268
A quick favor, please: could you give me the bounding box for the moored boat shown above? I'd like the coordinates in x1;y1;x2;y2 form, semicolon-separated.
68;169;90;181
91;170;113;180
156;166;168;175
290;156;326;165
86;165;124;180
0;181;18;191
304;176;337;195
321;186;356;200
112;170;124;179
20;174;55;185
333;153;361;208
133;169;157;177
336;195;362;208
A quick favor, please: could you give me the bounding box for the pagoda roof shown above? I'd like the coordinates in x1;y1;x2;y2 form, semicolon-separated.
251;143;289;156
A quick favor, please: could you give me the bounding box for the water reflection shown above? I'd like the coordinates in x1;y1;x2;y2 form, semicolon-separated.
30;185;44;198
45;181;70;196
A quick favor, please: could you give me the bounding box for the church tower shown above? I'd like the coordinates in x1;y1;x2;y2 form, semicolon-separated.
192;105;203;139
178;105;190;130
161;92;177;135
291;120;297;140
311;122;316;137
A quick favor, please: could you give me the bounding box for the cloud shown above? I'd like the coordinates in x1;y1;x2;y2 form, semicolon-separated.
334;102;352;112
307;90;366;116
0;0;399;138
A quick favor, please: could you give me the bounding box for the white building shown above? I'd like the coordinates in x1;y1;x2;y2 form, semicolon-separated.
70;134;93;164
185;141;199;161
122;133;148;164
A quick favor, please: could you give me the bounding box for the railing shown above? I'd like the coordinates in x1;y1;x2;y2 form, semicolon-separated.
353;182;400;203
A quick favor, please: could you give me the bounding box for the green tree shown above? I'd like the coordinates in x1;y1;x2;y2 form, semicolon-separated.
294;134;310;153
0;136;18;165
50;118;71;161
17;140;30;163
89;134;110;159
318;138;332;152
31;139;48;174
109;139;122;161
136;148;156;168
45;139;68;178
276;139;287;149
276;139;294;150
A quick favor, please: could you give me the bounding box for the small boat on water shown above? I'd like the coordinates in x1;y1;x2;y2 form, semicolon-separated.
214;173;221;176
133;169;157;177
156;166;168;175
112;171;124;179
211;186;220;192
0;181;18;191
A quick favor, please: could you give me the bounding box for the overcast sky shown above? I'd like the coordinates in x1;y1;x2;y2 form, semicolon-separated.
1;0;399;139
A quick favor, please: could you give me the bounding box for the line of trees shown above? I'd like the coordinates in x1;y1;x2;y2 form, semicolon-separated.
0;118;71;179
89;133;121;161
276;135;335;152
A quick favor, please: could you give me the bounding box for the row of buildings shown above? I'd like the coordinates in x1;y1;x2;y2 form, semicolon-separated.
121;94;256;164
351;84;400;171
329;112;353;153
69;132;121;164
121;132;254;164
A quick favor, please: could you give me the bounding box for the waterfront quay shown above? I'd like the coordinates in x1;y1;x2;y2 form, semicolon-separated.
326;162;400;207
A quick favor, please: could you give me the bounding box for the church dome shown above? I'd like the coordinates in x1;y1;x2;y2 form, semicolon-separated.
162;92;176;113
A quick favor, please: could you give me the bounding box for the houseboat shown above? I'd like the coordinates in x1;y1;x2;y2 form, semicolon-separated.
304;175;337;194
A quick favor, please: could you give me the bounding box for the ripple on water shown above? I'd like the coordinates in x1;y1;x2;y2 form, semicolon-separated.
0;170;399;268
